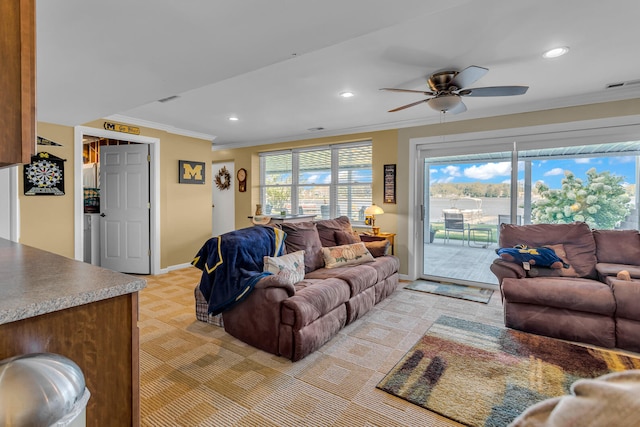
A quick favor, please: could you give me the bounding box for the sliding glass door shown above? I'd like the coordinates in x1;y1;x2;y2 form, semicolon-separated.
422;151;513;285
419;139;640;287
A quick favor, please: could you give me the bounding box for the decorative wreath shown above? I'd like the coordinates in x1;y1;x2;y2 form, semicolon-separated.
215;166;231;190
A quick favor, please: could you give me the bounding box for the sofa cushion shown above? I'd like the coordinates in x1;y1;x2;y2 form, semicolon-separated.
277;221;324;273
593;229;640;265
305;263;379;296
263;250;305;286
316;216;357;247
605;277;640;321
597;263;640;279
499;223;597;278
366;256;400;283
321;242;374;268
281;278;351;329
544;244;579;277
502;277;615;316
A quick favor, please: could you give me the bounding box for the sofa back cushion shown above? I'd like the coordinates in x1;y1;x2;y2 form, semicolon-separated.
277;221;324;273
593;229;640;265
499;222;597;278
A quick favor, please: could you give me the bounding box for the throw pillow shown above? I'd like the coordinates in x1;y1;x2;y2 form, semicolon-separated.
316;216;356;247
276;221;324;273
363;240;390;257
322;242;374;269
263;250;305;286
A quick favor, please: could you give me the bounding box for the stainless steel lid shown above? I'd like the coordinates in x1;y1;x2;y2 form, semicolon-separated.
0;353;86;427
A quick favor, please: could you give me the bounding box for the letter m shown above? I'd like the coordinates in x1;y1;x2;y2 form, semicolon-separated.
183;163;203;180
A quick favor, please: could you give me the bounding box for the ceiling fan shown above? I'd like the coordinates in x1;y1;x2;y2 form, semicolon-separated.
381;65;528;114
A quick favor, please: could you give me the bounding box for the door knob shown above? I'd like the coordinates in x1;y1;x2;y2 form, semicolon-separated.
100;213;106;217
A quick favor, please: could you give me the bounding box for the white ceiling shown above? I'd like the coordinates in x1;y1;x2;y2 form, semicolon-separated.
37;0;640;149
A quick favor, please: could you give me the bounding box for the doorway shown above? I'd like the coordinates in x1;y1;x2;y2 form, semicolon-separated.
73;126;160;274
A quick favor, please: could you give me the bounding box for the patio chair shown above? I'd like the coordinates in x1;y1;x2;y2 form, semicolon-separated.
443;212;469;245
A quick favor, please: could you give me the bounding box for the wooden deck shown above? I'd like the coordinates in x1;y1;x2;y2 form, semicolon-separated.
424;237;499;286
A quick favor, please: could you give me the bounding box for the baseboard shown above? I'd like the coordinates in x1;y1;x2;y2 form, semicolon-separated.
160;262;194;274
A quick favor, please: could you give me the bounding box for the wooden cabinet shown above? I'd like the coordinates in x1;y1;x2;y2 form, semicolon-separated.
0;0;36;167
0;293;141;426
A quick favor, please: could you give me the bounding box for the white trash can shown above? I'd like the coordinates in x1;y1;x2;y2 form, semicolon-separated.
0;353;90;427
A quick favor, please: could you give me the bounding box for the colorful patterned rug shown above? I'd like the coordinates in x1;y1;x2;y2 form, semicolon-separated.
404;280;494;303
377;315;640;427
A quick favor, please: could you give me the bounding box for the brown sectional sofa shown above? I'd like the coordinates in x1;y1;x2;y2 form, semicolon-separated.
197;216;399;361
490;222;640;352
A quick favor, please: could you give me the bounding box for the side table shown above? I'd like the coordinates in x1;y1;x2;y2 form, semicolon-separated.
468;226;493;248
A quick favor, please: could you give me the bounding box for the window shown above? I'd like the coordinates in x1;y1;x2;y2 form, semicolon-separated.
260;141;372;223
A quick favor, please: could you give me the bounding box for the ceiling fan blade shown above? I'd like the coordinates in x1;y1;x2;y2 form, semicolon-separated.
458;86;529;97
449;65;488;89
447;100;467;115
388;98;429;112
380;88;435;96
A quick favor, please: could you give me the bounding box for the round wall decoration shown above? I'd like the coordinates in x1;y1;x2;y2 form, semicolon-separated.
215;166;231;190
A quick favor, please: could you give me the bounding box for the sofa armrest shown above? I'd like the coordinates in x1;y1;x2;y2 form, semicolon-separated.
254;274;296;296
490;258;526;284
222;275;294;357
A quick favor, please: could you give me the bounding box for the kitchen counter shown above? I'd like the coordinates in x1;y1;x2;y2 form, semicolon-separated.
0;238;146;426
0;238;146;324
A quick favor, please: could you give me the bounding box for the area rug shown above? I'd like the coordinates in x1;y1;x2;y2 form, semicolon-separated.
404;280;494;303
377;315;640;427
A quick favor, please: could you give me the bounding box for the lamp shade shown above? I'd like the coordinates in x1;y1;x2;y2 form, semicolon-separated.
364;204;384;216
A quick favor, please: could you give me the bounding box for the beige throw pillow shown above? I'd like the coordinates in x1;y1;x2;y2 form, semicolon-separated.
263;250;306;285
321;242;374;269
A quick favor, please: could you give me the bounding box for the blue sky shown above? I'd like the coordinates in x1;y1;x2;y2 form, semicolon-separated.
430;156;636;188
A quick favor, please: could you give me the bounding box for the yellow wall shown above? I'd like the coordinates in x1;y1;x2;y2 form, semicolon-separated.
212;129;399;234
19;122;75;257
20;120;213;268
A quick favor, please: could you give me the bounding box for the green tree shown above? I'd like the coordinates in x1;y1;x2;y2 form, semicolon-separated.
531;168;631;229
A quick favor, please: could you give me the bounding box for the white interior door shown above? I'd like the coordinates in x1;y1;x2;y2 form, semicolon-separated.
212;161;235;236
100;144;150;274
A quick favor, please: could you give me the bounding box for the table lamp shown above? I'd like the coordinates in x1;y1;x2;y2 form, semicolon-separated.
364;204;384;235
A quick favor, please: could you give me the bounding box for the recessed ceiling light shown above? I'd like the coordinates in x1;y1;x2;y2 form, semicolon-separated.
542;46;570;59
228;117;239;121
339;91;355;98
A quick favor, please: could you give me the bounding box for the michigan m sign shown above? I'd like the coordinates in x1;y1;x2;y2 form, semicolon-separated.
179;160;206;184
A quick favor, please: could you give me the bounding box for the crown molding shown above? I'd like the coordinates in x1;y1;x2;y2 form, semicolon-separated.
105;114;216;142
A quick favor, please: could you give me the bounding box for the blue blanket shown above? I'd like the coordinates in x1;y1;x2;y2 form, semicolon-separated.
192;226;286;315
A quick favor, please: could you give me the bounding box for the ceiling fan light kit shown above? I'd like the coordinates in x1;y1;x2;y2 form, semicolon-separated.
381;65;528;114
427;95;462;112
543;46;570;59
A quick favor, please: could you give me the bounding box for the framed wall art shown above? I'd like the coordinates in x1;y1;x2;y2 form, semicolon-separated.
383;164;396;204
24;152;65;195
179;160;206;184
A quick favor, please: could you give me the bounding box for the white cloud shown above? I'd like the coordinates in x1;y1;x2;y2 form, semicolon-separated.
440;165;461;177
463;162;511;180
574;158;591;164
543;168;564;176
